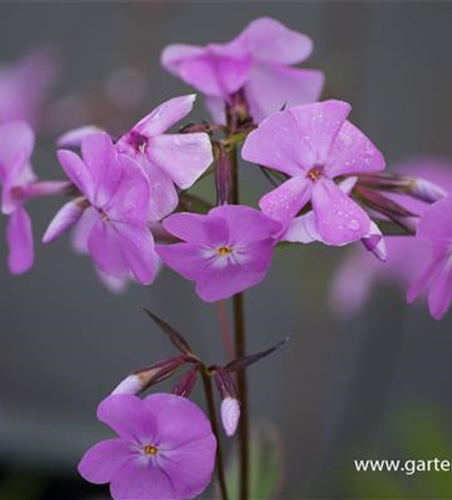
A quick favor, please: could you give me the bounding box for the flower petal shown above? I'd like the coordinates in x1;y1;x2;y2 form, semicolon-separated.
241;17;313;64
42;197;86;243
245;64;324;123
97;395;157;442
156;243;208;281
81;132;122;208
57;125;103;148
259;176;312;224
109;458;173;500
428;255;452;320
71;206;98;254
147;133;213;189
134;94;196;136
114;223;159;285
283;210;319;243
326;120;385;177
57;149;93;200
162;212;228;246
78;439;135;485
417;196;452;244
0;121;34;182
311;178;370;245
6;207;33;274
146;165;179;222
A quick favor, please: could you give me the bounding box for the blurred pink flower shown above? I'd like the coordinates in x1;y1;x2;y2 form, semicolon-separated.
78;394;216;500
330;159;452;317
161;17;324;123
0;48;58;127
242;100;385;245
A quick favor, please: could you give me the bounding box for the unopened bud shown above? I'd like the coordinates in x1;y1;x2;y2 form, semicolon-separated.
111;356;187;395
410;178;447;204
172;365;199;398
362;222;387;262
220;397;241;437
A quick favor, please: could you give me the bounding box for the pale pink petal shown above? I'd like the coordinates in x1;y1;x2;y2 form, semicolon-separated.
259;176;312;224
311;178;370;245
241;17;313;64
97;395;157;442
114;223;159;285
42;197;86;243
57;125;103;148
205;95;226;124
78;439;135;485
326;120;385;177
134;94;196;136
245;64;324;122
147;133;213;189
71;206;97;254
428;256;452;320
0;121;34;182
6;207;33;274
145;164;179;222
283;210;319;243
96;270;130;295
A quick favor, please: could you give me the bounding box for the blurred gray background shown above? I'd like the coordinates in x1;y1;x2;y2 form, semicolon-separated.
1;2;452;499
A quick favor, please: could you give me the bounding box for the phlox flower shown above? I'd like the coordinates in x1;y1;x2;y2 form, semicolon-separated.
161;17;324;123
407;196;452;320
44;132;159;285
242;100;385;246
116;94;213;221
157;205;281;302
78;394;216;500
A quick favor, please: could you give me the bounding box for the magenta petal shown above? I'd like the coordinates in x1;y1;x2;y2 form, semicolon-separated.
88;217;129;278
97;395;156;441
156;243;208;281
407;246;447;303
78;439;135;485
205;96;226;125
81;132;122;208
259;176;312;224
146;165;179;222
143;394;214;447
158;435;216;499
134;94;196;136
114;223;159;285
242;109;314;176
311;178;371;245
241;17;313;64
106;155;150;226
417;196;452;244
109;458;173;500
6;207;34;274
57;125;103;148
147;133;213;189
209;205;281;244
326;120;385;177
162;212;228;246
245;64;324;123
57;149;93;200
71;207;97;254
42;198;85;243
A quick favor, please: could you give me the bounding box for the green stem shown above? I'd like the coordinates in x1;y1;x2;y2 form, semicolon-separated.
229;142;250;500
201;368;229;500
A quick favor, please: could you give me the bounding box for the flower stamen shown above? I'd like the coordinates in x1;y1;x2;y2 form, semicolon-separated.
143;444;159;456
307;166;323;181
216;246;233;257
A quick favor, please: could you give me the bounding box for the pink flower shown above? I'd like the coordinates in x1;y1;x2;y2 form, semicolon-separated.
44;132;159;285
242;100;385;246
116;94;213;221
329;159;452;317
157;205;281;302
0;48;58;127
407;196;452;320
78;394;216;500
0;122;35;273
161;17;324;123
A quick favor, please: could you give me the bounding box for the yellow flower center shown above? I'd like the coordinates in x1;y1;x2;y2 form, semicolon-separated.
217;246;233;257
143;444;159;456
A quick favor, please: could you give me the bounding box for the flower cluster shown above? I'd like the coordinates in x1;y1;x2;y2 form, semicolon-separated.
2;15;452;500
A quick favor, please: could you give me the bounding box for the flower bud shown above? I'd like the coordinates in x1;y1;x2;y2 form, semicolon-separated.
220;397;241;437
172;365;199;398
410;178;447;204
